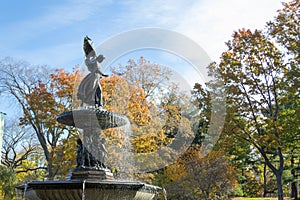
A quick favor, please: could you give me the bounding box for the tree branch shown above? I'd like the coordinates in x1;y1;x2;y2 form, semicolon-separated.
16;167;47;173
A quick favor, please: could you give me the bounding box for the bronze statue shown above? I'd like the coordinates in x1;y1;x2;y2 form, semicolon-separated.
99;138;108;165
77;36;108;107
76;138;106;169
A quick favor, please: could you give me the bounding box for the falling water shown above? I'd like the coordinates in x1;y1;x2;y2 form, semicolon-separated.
15;188;20;200
163;188;168;200
82;180;86;200
23;184;28;200
15;188;18;200
119;117;134;180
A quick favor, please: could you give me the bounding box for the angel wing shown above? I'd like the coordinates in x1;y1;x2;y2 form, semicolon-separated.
83;36;96;58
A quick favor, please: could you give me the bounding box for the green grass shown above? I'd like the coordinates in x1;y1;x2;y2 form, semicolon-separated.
232;198;275;200
232;198;291;200
232;197;289;200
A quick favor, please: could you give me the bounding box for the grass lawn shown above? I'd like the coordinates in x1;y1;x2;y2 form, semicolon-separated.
232;197;277;200
232;198;291;200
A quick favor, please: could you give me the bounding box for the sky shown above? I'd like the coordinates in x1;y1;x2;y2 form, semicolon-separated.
0;0;287;118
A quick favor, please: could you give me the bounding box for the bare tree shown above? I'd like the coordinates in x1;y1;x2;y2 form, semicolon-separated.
0;57;76;179
1;121;44;172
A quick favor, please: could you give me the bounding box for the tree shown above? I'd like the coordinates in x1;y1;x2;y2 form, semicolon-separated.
191;83;211;146
268;2;300;198
195;2;300;199
217;131;265;197
100;57;194;175
1;121;47;184
0;58;79;179
0;165;17;200
213;18;298;199
267;1;300;62
218;28;286;200
1;121;40;170
162;148;237;200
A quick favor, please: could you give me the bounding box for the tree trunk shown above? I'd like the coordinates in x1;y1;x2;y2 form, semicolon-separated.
275;170;284;200
259;147;284;200
36;128;54;179
291;156;298;199
47;163;53;180
47;151;55;180
263;162;268;197
291;181;298;200
276;147;285;200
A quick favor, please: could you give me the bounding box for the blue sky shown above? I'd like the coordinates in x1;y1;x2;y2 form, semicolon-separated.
0;0;286;67
0;0;287;118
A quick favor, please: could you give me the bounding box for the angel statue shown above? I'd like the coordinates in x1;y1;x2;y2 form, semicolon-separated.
77;36;108;108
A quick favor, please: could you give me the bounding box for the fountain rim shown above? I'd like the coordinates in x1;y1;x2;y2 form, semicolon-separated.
56;109;129;130
16;180;161;193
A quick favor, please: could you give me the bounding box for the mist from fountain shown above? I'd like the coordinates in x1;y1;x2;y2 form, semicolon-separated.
119;117;134;180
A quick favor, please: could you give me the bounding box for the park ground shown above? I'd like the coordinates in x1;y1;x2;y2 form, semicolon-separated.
232;198;292;200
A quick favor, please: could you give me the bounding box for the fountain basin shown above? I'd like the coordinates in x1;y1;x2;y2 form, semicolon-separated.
16;180;160;200
56;109;128;129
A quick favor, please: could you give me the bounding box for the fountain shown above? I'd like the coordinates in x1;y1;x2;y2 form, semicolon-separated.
16;36;164;200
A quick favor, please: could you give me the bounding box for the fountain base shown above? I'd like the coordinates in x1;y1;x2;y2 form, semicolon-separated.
17;180;160;200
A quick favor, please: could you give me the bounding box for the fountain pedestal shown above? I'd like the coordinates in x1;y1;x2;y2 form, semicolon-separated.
70;168;114;180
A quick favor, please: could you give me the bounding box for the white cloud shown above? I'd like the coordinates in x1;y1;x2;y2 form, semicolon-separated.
174;0;287;61
117;0;190;26
98;0;287;88
36;0;111;27
0;0;288;69
2;0;112;49
117;0;287;61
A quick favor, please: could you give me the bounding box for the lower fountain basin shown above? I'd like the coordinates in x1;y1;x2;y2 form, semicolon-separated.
16;180;160;200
